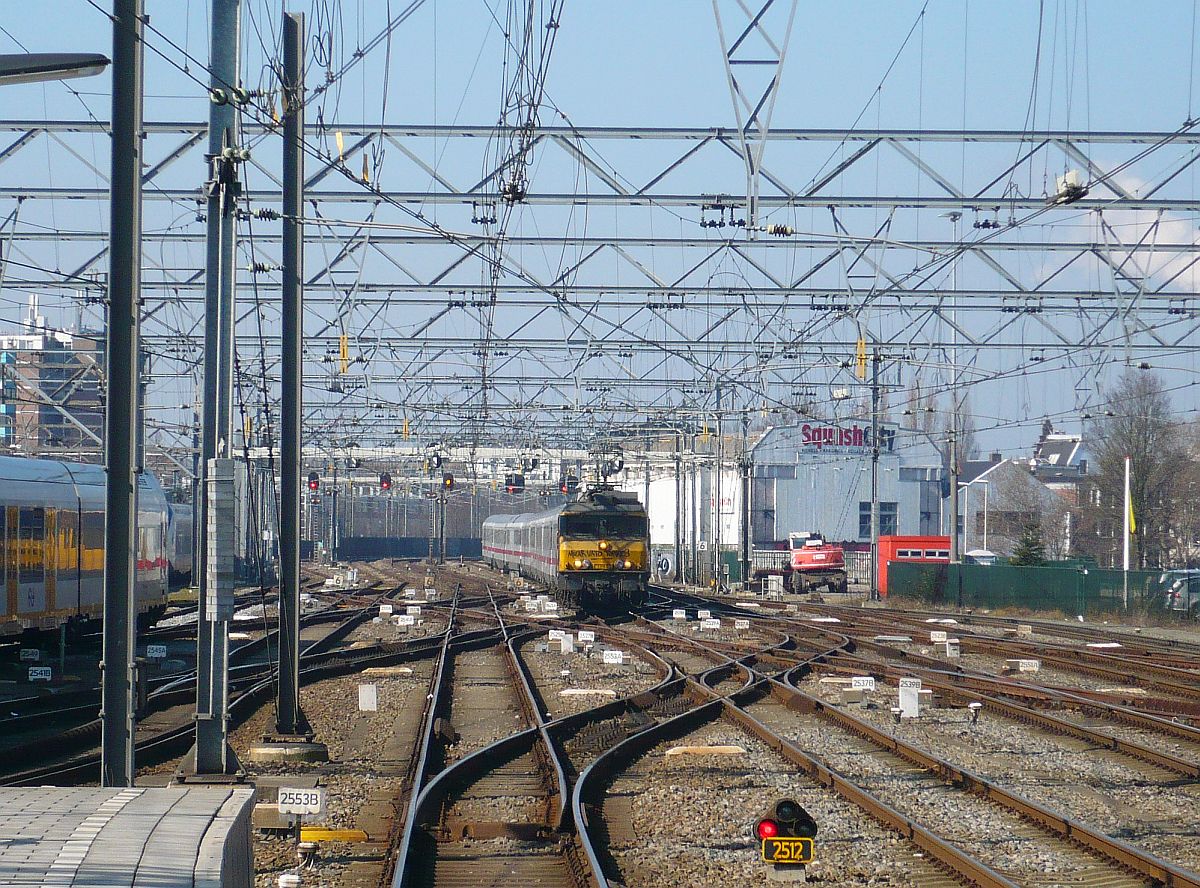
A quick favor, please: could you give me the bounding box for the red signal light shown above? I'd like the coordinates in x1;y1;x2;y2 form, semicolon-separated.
307;471;320;491
756;819;779;840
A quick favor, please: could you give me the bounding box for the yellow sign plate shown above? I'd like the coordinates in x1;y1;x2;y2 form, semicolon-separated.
761;836;814;864
300;828;369;843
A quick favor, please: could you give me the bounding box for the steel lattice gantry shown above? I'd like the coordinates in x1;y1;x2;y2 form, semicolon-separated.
0;119;1198;450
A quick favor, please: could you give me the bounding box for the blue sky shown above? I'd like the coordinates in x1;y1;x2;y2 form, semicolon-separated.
1;2;1198;457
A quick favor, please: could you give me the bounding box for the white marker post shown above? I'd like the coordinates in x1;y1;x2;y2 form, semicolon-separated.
898;677;921;718
358;683;378;712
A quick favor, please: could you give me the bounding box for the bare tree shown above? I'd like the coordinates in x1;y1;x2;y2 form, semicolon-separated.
1082;371;1190;568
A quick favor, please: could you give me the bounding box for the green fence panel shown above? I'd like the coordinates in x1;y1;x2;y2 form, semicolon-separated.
888;561;1162;615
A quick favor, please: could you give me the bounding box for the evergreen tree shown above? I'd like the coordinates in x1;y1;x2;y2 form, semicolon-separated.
1010;523;1047;566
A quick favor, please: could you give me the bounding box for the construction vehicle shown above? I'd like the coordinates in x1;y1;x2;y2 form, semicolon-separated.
783;531;847;594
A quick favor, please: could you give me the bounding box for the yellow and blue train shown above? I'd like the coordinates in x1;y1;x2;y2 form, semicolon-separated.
482;486;650;611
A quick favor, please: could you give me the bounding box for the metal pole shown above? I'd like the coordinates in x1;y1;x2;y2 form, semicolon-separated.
276;11;305;738
714;397;723;587
689;448;698;584
673;432;682;579
194;0;242;776
869;348;881;600
101;0;143;787
438;494;447;563
949;427;960;563
331;464;339;562
739;454;751;589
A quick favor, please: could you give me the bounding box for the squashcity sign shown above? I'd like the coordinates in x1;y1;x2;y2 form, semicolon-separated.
800;423;896;452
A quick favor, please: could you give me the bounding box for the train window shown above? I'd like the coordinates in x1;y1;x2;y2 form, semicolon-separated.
936;550;949;558
561;515;647;538
81;510;104;580
924;550;939;558
896;549;912;558
19;507;44;585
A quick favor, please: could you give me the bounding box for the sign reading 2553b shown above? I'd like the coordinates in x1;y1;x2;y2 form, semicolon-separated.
277;787;325;816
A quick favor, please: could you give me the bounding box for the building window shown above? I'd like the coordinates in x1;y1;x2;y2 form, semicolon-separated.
859;502;898;538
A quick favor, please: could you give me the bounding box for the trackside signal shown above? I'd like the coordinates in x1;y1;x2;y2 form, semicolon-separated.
559;474;578;494
754;799;816;870
442;473;455;491
380;472;392;490
307;471;320;491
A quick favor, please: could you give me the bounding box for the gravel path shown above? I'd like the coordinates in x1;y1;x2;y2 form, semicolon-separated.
746;693;1159;886
238;666;434;888
519;635;660;718
603;720;949;887
802;678;1200;873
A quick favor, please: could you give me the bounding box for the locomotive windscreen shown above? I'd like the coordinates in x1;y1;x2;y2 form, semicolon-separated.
561;514;647;538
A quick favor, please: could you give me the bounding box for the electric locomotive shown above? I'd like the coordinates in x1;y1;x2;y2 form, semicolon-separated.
482;486;649;611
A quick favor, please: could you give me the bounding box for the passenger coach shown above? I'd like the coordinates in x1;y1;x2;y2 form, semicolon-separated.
482;486;649;611
0;456;173;635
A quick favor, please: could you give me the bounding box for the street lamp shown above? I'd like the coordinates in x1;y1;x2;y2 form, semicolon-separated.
0;53;110;85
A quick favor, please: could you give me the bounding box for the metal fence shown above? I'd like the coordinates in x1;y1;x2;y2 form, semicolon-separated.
887;561;1163;615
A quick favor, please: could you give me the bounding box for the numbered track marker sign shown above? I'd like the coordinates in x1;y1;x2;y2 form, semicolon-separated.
19;648;39;662
396;614;415;627
672;609;686;620
698;609;711;620
147;644;168;659
851;676;876;691
380;604;393;616
525;599;539;611
544;602;558;612
548;629;565;641
358;683;378;712
602;649;625;665
735;619;750;630
578;630;596;643
406;605;421;616
702;618;720;630
28;666;51;682
277;787;326;816
930;630;947;643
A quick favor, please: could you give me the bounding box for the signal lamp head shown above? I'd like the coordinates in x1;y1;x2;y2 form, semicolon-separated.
756;818;779;840
307;471;320;491
775;800;801;822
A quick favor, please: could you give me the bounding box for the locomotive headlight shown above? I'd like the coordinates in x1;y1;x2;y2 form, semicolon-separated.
624;559;634;569
582;559;593;570
573;558;584;569
599;540;609;551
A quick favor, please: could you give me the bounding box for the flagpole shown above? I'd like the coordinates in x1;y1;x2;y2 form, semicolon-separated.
1123;455;1131;610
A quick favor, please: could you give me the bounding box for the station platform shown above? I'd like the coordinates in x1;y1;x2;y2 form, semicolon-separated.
0;785;255;887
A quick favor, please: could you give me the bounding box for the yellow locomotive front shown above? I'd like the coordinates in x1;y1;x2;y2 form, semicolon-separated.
555;488;649;610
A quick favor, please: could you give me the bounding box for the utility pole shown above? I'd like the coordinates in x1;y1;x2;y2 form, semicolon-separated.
101;0;143;787
674;432;682;581
714;389;723;588
276;10;306;740
946;210;963;565
438;493;447;563
192;0;243;779
331;462;339;562
869;348;881;601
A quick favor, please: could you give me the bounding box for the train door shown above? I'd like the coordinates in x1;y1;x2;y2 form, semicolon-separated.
17;506;46;615
57;505;80;614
